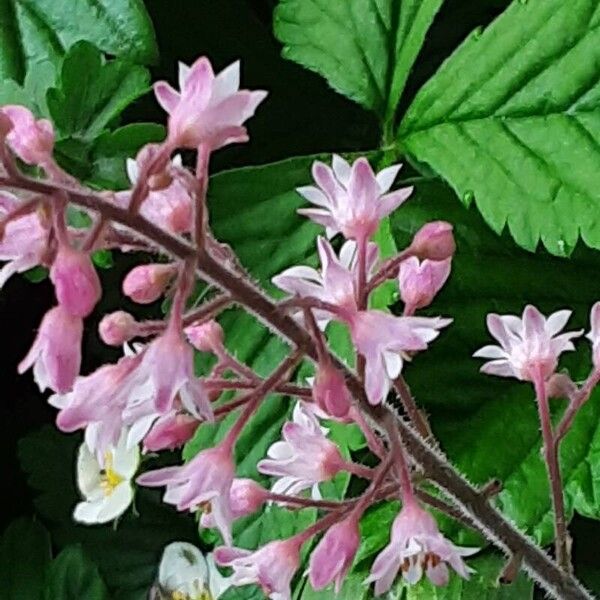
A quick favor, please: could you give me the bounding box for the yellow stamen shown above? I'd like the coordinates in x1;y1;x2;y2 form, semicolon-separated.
99;451;124;496
170;589;213;600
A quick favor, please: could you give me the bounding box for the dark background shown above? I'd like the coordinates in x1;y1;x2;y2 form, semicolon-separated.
2;0;599;594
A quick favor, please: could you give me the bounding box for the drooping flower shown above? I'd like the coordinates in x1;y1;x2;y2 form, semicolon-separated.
365;501;477;594
1;105;54;166
137;443;235;544
309;514;360;593
154;57;267;150
0;193;50;288
186;319;225;353
98;311;137;346
473;305;582;382
272;238;378;326
214;537;301;600
142;411;200;452
50;244;101;317
398;256;451;315
297;155;412;241
587;302;600;370
258;403;346;498
73;430;139;524
349;311;451;404
18;305;83;393
122;263;177;304
312;362;352;418
155;542;231;600
410;221;455;261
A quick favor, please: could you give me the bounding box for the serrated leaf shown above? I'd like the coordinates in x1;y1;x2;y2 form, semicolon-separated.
399;0;600;255
0;517;52;600
44;545;109;600
47;41;150;141
274;0;443;122
0;0;157;82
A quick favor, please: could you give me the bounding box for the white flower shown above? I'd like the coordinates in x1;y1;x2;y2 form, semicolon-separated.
156;542;231;600
73;430;139;524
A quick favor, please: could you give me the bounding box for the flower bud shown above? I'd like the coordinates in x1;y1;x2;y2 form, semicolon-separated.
50;245;102;317
312;364;351;418
143;412;199;452
122;263;176;304
398;256;451;315
99;311;137;346
186;320;224;353
1;105;54;165
546;373;577;400
411;221;455;261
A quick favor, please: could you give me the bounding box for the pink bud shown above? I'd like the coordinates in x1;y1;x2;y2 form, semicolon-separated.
99;311;137;346
312;364;351;418
122;263;176;304
50;245;102;317
143;412;199;452
1;105;54;166
398;256;451;315
546;373;577;400
411;221;455;261
185;320;224;353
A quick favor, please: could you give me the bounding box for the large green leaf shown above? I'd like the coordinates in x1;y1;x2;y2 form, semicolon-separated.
0;0;156;82
0;518;52;600
399;0;600;255
274;0;443;123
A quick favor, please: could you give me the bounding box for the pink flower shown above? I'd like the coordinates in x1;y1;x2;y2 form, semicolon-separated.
587;302;600;370
365;502;477;594
18;306;82;393
398;257;451;315
309;514;360;592
473;305;582;382
410;221;455;261
50;244;101;317
273;238;377;326
122;263;176;304
0;193;50;288
137;443;235;544
349;311;451;404
258;403;345;498
186;320;224;353
142;411;200;452
98;311;137;346
312;363;351;418
1;105;54;165
200;478;268;529
297;155;412;241
214;538;301;600
154;58;267;150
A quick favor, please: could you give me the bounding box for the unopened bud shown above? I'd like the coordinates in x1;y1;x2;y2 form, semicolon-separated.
99;311;137;346
122;263;176;304
312;364;351;418
398;256;451;314
546;372;577;400
185;320;224;353
411;221;455;261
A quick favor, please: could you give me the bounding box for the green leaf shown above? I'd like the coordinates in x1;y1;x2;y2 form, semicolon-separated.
298;571;370;600
44;545;109;600
399;0;600;255
92;249;113;269
47;41;150;141
23;265;48;283
0;517;52;600
0;0;157;82
274;0;443;121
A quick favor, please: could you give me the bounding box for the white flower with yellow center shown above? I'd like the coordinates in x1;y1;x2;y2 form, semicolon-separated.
73;430;139;524
156;542;231;600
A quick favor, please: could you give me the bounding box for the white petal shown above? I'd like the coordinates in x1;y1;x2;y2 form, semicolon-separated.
331;154;351;186
113;431;141;478
206;553;232;599
159;542;208;592
296;185;331;208
127;413;158;449
383;351;403;379
126;158;139;183
376;164;402;193
212;60;241;105
96;482;134;522
472;345;507;359
73;499;105;524
178;61;191;89
546;309;572;336
76;443;102;498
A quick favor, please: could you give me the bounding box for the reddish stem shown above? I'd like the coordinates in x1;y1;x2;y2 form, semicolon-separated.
366;247;412;294
393;376;432;440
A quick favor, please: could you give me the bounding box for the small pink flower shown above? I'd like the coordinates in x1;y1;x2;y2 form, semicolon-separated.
50;244;101;317
309;514;360;592
200;478;268;529
273;238;378;326
98;311;137;346
18;305;82;393
214;537;301;600
398;257;451;315
312;363;351;418
122;263;176;304
365;502;477;594
155;58;267;150
186;320;224;353
0;193;50;288
138;443;235;544
473;305;582;382
411;221;455;261
258;403;345;497
142;411;200;452
349;311;451;404
297;155;412;241
1;105;54;165
587;302;600;370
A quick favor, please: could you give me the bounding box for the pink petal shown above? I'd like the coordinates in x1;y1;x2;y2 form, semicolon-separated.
137;466;183;486
154;82;180;113
376;164;402;193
